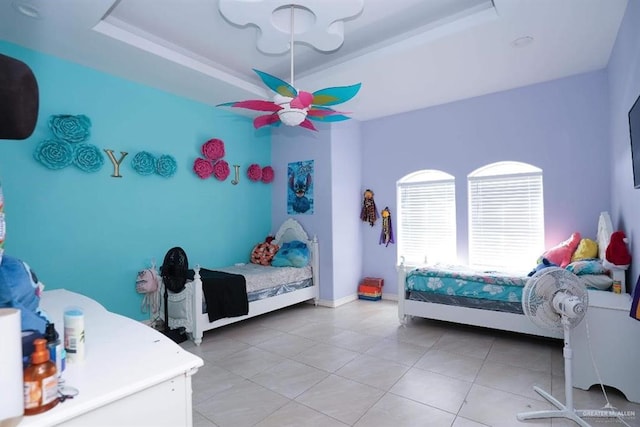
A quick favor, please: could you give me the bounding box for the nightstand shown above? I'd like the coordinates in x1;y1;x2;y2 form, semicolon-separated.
571;289;640;403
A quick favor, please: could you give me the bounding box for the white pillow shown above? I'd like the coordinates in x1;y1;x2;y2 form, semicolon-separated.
580;274;613;291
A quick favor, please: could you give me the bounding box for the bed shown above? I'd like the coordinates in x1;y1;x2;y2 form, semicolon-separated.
397;211;627;339
164;218;319;345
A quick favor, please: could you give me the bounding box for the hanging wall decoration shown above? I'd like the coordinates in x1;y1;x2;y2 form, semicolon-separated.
193;138;229;181
379;207;395;247
34;114;105;173
247;163;262;182
288;160;314;214
261;166;274;184
104;150;129;178
131;151;177;178
360;189;379;227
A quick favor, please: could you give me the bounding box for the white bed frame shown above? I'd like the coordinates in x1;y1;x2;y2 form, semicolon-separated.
166;218;319;345
396;211;626;340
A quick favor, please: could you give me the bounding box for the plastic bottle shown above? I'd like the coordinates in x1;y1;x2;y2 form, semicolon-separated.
44;323;65;376
23;338;59;415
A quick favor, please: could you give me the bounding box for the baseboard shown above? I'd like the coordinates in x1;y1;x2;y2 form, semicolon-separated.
317;292;397;307
317;294;358;308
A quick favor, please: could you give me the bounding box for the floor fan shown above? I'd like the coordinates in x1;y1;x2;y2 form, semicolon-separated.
518;267;599;427
160;247;189;344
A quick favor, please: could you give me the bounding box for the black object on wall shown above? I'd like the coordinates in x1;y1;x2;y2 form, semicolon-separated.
0;53;39;140
630;93;640;188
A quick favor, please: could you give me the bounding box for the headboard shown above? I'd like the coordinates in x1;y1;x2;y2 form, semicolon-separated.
597;211;614;262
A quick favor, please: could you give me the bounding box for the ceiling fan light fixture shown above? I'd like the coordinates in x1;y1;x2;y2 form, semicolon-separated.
278;109;307;127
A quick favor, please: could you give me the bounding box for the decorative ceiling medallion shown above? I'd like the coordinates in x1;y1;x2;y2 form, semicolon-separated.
218;0;364;54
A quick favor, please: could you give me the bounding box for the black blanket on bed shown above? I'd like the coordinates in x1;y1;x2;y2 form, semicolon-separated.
198;268;249;322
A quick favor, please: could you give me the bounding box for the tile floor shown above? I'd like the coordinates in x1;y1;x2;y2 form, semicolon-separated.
180;299;640;427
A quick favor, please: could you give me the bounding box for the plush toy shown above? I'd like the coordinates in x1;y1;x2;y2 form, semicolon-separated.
541;232;581;268
0;254;48;332
528;257;558;277
360;189;379;227
606;231;631;267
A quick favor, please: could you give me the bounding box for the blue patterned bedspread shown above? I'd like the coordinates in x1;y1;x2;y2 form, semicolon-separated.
406;264;529;303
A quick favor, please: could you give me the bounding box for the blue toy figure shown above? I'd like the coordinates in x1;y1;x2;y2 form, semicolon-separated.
0;254;49;333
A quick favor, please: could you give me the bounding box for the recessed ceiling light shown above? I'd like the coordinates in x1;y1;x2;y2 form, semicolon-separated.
511;36;534;48
12;1;41;19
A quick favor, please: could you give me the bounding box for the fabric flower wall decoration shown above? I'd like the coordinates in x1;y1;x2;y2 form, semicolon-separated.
213;160;230;181
156;155;177;178
131;151;157;176
247;163;262;182
201;138;225;161
73;143;105;173
193;158;214;179
261;166;274;184
48;115;91;143
33;139;74;170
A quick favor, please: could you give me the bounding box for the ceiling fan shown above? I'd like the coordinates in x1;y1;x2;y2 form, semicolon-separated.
217;1;363;131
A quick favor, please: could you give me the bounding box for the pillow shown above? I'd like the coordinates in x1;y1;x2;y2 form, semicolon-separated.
580;274;613;290
541;232;581;268
271;240;309;268
250;241;279;266
565;259;607;275
571;238;598;262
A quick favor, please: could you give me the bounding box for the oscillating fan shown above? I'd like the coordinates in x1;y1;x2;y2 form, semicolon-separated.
518;267;596;427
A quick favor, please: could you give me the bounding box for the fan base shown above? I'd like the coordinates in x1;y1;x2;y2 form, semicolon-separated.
517;386;592;427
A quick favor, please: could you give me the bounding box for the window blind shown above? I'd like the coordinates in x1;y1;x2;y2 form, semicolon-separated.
468;169;544;272
398;175;456;266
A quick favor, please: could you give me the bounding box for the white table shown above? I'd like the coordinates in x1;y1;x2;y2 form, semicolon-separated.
571;290;640;403
18;289;203;427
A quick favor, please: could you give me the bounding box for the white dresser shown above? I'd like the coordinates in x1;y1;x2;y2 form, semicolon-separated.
571;289;640;403
17;289;203;427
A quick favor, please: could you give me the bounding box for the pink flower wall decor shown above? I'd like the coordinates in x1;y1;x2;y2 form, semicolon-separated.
202;138;225;161
261;166;274;184
247;163;262;182
193;158;213;179
213;159;230;181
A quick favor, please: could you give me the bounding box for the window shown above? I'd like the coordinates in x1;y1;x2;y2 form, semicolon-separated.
397;170;456;266
468;161;544;272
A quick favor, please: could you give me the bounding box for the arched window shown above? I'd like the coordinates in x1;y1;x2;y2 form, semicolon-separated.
467;161;544;272
397;170;456;266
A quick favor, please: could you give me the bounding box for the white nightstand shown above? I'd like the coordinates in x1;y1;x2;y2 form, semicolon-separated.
571;289;640;403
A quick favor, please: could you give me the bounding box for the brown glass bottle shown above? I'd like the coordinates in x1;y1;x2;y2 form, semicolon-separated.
23;338;59;415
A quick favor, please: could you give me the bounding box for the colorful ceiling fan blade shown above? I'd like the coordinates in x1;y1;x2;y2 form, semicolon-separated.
253;113;281;129
299;119;318;131
307;106;352;122
290;91;314;109
218;99;282;112
253;69;297;98
312;83;361;106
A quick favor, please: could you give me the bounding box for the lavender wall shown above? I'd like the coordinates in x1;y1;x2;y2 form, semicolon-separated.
361;71;612;297
270;124;335;301
329;121;363;301
607;0;640;292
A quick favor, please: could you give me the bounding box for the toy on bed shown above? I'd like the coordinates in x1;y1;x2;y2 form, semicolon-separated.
163;218;319;345
0;254;48;332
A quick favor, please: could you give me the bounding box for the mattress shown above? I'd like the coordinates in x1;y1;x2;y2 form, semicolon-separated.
406;264;528;313
216;263;312;293
199;264;313;313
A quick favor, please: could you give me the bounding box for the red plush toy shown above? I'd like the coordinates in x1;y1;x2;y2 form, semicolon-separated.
606;231;631;266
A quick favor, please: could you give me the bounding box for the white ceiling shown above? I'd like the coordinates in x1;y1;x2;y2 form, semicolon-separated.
0;0;629;122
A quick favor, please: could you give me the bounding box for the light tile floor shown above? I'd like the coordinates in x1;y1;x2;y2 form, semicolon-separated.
181;299;640;427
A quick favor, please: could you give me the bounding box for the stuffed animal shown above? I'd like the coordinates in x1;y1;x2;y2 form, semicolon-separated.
541;232;581;268
0;254;48;332
528;257;558;277
606;231;631;267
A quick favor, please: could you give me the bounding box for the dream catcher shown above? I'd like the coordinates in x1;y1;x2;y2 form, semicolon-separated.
379;207;395;247
360;189;378;226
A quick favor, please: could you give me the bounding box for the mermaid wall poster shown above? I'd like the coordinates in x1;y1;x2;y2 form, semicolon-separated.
288;160;314;215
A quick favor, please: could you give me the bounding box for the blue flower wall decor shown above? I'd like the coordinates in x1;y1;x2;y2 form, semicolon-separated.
131;151;157;176
73;143;105;173
33;139;74;170
48;115;91;143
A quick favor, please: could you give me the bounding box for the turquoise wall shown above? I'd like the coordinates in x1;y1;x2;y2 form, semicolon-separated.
0;41;272;320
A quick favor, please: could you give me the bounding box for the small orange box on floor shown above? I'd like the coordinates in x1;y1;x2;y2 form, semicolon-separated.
358;277;384;301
